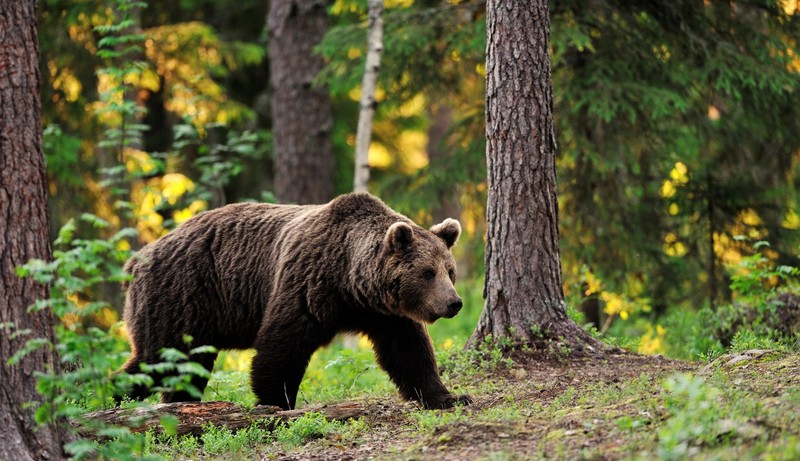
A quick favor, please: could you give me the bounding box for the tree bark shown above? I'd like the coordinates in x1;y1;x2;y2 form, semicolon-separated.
468;0;601;352
353;0;384;193
75;401;368;438
269;0;335;205
0;1;72;459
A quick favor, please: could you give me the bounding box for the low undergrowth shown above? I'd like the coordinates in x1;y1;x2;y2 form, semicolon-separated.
134;348;800;461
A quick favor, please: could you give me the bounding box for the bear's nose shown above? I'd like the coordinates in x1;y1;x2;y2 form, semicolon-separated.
446;298;463;316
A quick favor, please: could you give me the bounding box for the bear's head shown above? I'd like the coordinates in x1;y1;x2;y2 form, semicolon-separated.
381;218;463;324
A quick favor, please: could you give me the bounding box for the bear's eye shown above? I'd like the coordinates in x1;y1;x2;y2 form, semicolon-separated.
448;269;455;282
423;269;436;280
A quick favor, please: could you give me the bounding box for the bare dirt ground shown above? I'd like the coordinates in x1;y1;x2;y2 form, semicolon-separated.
265;351;698;461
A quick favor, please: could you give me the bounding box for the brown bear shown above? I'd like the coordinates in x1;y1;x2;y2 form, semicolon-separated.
121;192;471;410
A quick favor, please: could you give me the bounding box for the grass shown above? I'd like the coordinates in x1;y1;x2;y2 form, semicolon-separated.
141;345;800;460
127;276;800;460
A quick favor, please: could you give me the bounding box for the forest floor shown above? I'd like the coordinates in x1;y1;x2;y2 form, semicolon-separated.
243;350;800;461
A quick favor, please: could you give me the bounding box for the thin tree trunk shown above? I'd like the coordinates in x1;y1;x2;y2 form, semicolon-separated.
353;0;384;193
468;0;601;352
707;171;717;309
269;0;335;205
0;2;72;459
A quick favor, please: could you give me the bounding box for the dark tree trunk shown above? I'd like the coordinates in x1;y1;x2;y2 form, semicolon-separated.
269;0;335;205
468;0;601;352
427;103;462;225
0;1;71;459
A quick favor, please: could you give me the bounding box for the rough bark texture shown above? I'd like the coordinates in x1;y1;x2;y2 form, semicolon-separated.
469;0;601;351
269;0;335;205
75;401;367;439
0;1;71;459
353;0;384;193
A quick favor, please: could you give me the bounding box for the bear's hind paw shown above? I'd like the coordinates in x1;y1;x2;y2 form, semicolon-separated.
422;393;473;410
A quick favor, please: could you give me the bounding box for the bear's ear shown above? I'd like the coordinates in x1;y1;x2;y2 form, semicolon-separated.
430;218;461;249
385;221;414;251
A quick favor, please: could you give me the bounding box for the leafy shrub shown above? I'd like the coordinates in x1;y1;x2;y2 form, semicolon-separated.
274;412;339;447
200;422;270;454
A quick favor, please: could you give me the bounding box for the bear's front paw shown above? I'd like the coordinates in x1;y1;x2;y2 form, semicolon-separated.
422;393;473;410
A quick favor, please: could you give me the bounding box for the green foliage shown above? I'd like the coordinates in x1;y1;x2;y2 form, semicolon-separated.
728;329;790;354
274;412;340;447
411;405;470;435
172;121;272;208
204;369;255;406
299;340;394;404
200;422;270;454
729;241;800;302
657;374;723;459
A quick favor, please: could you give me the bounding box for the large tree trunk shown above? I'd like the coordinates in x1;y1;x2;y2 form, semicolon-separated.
0;2;72;459
468;0;601;352
269;0;335;204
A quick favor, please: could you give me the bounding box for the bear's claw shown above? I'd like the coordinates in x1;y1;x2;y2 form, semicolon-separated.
422;393;473;409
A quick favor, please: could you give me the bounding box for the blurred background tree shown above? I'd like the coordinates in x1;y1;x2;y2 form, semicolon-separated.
36;0;800;355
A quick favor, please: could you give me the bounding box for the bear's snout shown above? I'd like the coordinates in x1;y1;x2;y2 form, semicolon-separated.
444;298;463;318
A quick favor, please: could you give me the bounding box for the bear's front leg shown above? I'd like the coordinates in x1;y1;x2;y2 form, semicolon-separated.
250;309;328;410
362;315;472;409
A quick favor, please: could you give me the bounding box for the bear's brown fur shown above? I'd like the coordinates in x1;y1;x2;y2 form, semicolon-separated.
121;192;471;409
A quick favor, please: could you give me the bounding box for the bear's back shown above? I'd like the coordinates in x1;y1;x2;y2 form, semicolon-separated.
124;202;312;349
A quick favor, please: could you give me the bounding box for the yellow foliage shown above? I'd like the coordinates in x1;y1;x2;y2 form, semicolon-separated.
95;307;119;329
218;350;255;372
358;335;373;350
116;239;131;252
348;87;361;102
782;0;798;15
663;232;688;257
130;172;203;242
600;292;626;316
660;179;676;198
398;94;426;118
399;131;429;170
638;324;668;355
49;61;83;102
347;47;362;60
782;209;800;229
583;270;602;296
660;161;689;199
161;173;195;205
738;208;763;227
582;267;650;323
368;142;392;168
669;162;689;184
174;200;207;225
125;149;159;175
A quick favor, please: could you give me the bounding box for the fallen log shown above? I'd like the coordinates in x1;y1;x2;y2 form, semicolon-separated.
73;401;369;439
